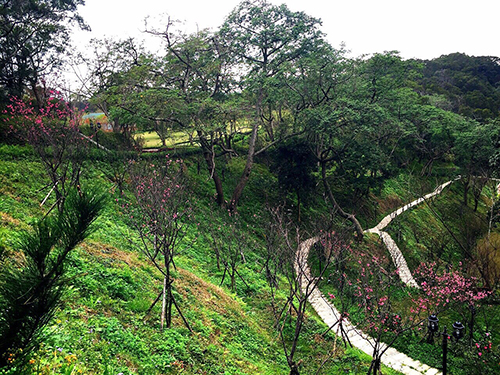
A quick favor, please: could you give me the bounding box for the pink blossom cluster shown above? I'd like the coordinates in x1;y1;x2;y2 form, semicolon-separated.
319;230;352;260
126;157;188;241
473;333;494;364
4;94;85;149
413;262;490;314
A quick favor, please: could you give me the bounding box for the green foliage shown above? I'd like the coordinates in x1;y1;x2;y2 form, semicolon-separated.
3;2;500;374
0;0;86;102
0;187;106;367
0;148;399;373
419;53;500;122
220;0;323;76
453;120;499;177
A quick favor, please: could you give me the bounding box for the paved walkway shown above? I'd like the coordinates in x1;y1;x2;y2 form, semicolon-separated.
295;180;462;374
297;176;497;373
296;237;441;375
365;179;457;288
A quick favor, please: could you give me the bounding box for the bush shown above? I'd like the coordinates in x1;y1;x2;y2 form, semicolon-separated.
0;187;106;368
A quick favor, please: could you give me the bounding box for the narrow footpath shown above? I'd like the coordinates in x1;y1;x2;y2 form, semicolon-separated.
296;237;440;375
365;179;457;288
295;179;462;375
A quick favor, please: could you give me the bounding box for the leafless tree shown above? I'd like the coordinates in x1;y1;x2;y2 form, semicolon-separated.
264;206;340;375
126;157;192;330
209;211;251;292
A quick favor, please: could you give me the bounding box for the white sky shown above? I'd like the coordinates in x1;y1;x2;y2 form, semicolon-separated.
71;0;500;60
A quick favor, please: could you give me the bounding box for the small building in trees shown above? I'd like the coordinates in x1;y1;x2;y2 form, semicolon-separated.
82;113;113;131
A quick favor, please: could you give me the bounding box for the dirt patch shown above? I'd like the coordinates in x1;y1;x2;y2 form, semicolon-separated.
80;241;142;268
377;194;404;213
0;211;23;227
176;268;243;318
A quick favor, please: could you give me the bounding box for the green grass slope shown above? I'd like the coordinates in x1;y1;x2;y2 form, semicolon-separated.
0;145;402;375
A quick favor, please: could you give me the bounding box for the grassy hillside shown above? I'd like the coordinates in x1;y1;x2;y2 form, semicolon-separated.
0;144;402;375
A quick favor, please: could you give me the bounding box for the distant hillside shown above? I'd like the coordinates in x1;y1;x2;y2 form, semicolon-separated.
417;53;500;121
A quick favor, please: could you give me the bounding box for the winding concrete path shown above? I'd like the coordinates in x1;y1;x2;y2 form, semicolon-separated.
80;132;111;152
295;180;463;374
365;179;458;288
296;176;498;373
296;237;440;375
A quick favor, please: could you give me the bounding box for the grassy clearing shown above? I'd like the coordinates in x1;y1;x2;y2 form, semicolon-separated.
136;130;163;148
134;124;254;150
134;130;195;149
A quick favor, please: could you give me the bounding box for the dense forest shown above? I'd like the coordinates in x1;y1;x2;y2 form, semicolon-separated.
1;1;499;374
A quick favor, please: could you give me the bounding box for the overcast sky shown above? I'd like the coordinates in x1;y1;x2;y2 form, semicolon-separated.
71;0;500;60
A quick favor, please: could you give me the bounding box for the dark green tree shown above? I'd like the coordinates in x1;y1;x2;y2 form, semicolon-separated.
454;119;499;209
419;53;500;122
0;187;106;367
273;139;316;222
0;0;87;104
406;104;462;175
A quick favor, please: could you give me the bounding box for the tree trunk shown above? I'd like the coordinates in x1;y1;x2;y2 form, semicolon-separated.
166;286;172;329
368;343;382;375
230;265;236;291
228;122;259;211
289;364;300;375
198;131;225;206
369;357;381;375
297;189;301;223
321;162;364;239
469;305;476;345
472;177;487;212
161;249;174;330
463;175;471;206
161;275;167;330
165;252;173;329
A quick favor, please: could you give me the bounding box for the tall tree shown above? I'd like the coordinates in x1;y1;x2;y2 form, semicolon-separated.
76;37;144;135
453;119;499;208
93;26;236;205
219;0;324;211
0;0;87;104
306;52;421;236
154;26;236;206
126;158;192;331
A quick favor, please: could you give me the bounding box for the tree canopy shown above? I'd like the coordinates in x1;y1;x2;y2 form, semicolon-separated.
0;0;86;104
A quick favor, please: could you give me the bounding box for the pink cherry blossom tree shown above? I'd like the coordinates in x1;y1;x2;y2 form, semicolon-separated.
4;91;87;212
125;157;192;330
339;248;421;375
